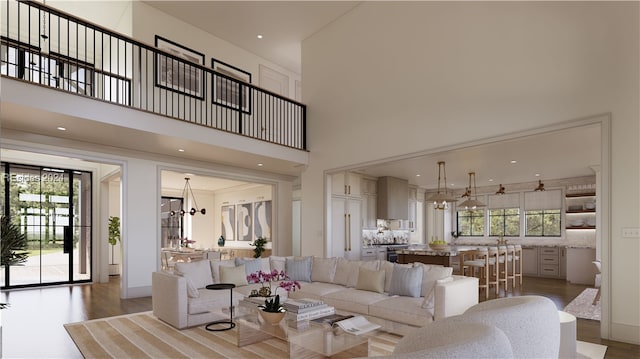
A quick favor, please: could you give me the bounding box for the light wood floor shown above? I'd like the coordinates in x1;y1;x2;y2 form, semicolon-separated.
1;276;638;358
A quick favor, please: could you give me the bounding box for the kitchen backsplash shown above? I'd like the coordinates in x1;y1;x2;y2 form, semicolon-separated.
362;229;409;245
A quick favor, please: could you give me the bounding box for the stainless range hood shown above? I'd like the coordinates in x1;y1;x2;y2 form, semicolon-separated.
376;176;408;220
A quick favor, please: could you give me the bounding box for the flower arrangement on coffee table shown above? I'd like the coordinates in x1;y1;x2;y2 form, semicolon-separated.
247;270;301;324
246;269;301;299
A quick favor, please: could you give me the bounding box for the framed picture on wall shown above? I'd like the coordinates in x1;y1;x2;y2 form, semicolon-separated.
211;58;252;114
236;203;253;241
155;35;205;99
221;205;235;241
253;200;271;241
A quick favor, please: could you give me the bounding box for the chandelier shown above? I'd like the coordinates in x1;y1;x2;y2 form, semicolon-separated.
171;177;206;216
427;161;457;210
459;172;485;210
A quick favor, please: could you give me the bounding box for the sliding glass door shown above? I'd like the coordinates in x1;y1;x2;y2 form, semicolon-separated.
1;162;92;288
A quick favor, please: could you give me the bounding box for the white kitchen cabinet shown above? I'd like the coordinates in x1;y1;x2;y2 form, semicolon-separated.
538;247;560;278
331;196;362;260
361;247;377;261
332;172;361;198
362;178;377;195
559;247;567;279
408;198;416;232
566;247;596;285
522;247;538;276
361;194;377;229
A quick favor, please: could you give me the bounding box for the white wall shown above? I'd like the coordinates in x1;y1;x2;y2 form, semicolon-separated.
131;2;300;92
301;2;639;343
2;133;295;298
47;0;133;37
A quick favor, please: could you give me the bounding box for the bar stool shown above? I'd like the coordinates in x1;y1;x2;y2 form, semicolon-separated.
513;245;523;287
486;247;500;296
505;245;517;290
495;246;509;295
463;247;490;300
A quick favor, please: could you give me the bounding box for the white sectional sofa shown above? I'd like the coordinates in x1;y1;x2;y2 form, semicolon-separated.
152;255;479;330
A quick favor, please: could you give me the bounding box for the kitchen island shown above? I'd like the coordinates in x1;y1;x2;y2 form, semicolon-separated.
397;245;476;268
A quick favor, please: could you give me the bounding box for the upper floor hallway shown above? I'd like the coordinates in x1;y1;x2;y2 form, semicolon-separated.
1;0;308;176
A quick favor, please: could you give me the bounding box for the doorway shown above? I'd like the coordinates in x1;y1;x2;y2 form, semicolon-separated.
1;162;92;288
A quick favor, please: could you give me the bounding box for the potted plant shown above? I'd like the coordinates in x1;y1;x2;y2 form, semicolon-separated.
1;215;29;309
250;236;267;258
258;294;286;325
108;216;121;275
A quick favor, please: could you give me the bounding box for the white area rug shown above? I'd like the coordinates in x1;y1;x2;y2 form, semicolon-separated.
564;288;600;321
577;340;607;359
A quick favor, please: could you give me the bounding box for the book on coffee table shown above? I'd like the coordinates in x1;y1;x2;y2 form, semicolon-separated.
312;313;354;326
282;298;325;313
333;315;381;335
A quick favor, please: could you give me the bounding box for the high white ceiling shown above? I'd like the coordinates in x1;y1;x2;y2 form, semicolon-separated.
142;1;361;74
139;1;602;189
2;2;602;191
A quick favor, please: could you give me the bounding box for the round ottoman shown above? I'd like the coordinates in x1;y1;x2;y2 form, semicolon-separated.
392;320;514;358
460;295;561;358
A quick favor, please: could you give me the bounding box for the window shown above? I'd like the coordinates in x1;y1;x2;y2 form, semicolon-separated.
489;208;520;236
524;190;562;237
457;209;485;236
525;209;561;236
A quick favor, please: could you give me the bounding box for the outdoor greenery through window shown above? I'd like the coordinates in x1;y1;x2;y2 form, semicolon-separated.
489;208;520;236
457;209;485;236
525;209;561;236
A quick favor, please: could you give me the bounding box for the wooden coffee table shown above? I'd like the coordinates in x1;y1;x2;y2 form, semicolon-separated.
235;300;379;358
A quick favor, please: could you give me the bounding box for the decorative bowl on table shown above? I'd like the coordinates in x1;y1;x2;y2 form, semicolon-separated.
429;242;448;251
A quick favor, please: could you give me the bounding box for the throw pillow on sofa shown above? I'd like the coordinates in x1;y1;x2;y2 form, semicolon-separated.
355;267;386;293
210;258;236;283
311;257;337;283
235;257;263;280
389;264;423;297
219;264;249;287
285;256;313;282
381;261;412;293
174;260;214;298
270;255;292;273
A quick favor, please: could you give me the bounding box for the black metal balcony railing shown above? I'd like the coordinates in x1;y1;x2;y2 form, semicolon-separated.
1;0;306;151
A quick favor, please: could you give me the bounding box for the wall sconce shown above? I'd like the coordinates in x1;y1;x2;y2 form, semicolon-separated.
426;161;457;210
171;177;206;216
534;180;545;192
495;184;506;195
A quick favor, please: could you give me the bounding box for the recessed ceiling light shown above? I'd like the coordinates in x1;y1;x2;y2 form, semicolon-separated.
258;163;263;167
535;173;541;177
510;160;517;164
488;178;494;182
57;126;66;131
178;148;185;152
416;174;421;177
257;34;263;39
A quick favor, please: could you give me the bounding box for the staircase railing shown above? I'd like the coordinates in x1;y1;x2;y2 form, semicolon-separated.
1;0;307;151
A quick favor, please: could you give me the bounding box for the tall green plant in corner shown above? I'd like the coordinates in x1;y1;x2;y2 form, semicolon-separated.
1;215;29;309
108;216;121;266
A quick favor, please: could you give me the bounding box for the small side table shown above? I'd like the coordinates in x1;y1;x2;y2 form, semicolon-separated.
558;310;577;359
205;283;236;331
